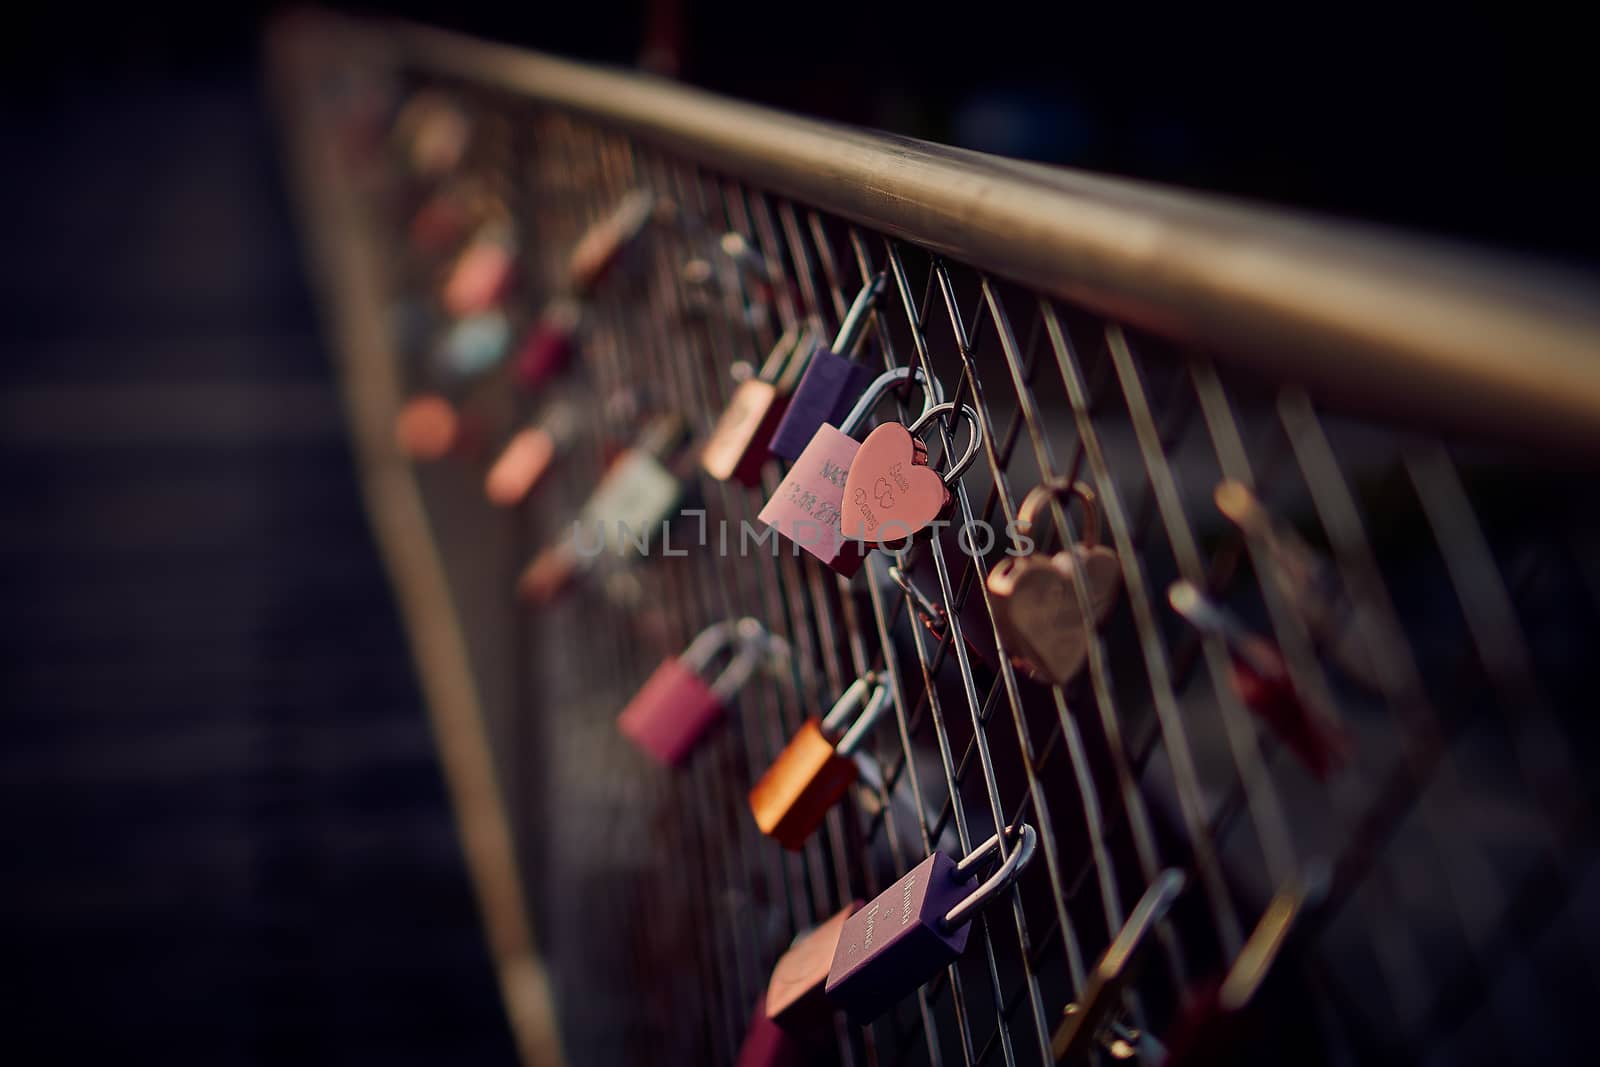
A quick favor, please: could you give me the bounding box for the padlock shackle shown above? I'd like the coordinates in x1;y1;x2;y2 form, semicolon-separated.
1167;580;1280;680
680;617;787;702
1051;867;1186;1062
837;366;939;437
940;822;1038;932
1014;478;1101;552
831;273;887;358
829;673;894;756
905;402;984;486
754;322;804;384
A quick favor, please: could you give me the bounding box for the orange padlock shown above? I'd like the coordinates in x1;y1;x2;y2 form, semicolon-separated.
700;322;816;487
748;671;893;850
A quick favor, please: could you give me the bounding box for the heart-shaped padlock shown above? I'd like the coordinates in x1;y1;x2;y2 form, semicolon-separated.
987;479;1123;687
838;402;981;546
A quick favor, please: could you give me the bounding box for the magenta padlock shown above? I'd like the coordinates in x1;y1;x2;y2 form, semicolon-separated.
825;823;1037;1022
768;275;886;461
756;366;933;578
734;1000;800;1067
617;618;781;767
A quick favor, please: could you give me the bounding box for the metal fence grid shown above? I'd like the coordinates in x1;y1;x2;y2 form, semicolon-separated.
274;18;1600;1067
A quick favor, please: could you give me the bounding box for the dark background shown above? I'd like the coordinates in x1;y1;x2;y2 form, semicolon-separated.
1;3;1593;1064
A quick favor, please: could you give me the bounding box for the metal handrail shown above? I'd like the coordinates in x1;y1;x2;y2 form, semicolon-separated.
352;16;1600;451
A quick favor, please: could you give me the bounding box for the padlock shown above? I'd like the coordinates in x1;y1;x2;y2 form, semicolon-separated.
764;901;862;1036
824;822;1038;1022
1159;866;1326;1066
883;557;999;667
1167;580;1351;779
749;672;892;849
756;366;933;577
516;414;690;603
1213;480;1378;691
435;310;512;380
511;297;583;391
616;618;781;766
768;275;887;461
733;1000;800;1067
1051;868;1186;1064
839;401;983;546
987;479;1123;687
394;392;461;460
484;402;580;507
567;188;659;296
700;322;816;486
442;226;517;317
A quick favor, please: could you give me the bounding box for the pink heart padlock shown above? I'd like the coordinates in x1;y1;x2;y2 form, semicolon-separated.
756;366;932;576
839;401;981;546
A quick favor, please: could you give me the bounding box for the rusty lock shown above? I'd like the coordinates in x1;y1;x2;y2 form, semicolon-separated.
748;671;893;850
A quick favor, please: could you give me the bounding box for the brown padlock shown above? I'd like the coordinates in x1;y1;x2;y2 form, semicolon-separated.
987;479;1123;687
764;901;862;1037
748;671;892;850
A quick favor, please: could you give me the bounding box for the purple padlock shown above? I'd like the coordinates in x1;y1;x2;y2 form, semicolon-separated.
617;618;780;767
768;274;885;461
825;823;1037;1022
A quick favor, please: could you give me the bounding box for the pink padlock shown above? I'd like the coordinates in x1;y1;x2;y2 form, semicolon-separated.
617;618;783;767
756;367;932;577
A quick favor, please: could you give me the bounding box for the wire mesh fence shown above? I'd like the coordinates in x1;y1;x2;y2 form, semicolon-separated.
275;17;1600;1067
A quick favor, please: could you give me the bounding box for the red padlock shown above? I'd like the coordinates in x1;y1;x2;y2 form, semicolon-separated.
756;366;932;577
1167;580;1352;779
617;618;783;767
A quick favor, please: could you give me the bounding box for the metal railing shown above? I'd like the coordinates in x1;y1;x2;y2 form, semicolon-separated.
273;14;1600;1067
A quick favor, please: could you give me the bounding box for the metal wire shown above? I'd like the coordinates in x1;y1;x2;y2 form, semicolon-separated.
276;19;1600;1067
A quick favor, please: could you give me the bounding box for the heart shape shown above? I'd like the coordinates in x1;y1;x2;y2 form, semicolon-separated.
839;423;950;545
989;546;1122;685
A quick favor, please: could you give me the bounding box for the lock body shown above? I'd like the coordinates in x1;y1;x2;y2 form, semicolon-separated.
734;1002;799;1067
766;903;860;1036
749;719;859;850
755;424;868;576
514;299;581;390
443;234;515;316
617;657;726;766
825;851;973;1022
582;449;683;556
840;422;947;545
437;311;511;380
702;379;788;486
987;546;1121;686
768;350;874;461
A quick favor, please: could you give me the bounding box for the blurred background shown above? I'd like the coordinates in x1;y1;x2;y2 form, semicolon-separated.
1;2;1593;1063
